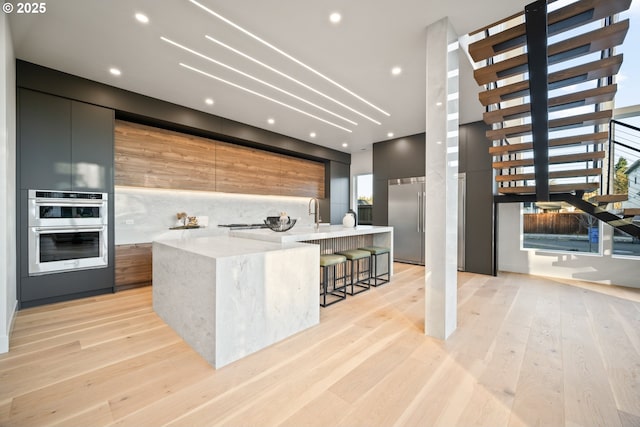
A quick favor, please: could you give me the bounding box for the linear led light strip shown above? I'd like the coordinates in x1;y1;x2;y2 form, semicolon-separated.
205;35;381;126
188;0;390;118
180;63;353;133
161;37;357;127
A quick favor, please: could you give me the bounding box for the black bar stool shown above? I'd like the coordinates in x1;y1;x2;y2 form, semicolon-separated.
336;249;371;295
320;254;347;307
358;246;391;286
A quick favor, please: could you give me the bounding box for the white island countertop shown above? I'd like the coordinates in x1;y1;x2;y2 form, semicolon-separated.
230;224;393;243
154;234;311;258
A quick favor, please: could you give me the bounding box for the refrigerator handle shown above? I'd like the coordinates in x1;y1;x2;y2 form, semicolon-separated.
417;191;422;232
421;191;426;233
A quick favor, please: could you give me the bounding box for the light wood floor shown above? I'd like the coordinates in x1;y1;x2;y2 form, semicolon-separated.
1;264;640;427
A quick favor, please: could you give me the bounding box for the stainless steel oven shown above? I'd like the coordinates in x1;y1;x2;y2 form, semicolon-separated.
28;190;108;276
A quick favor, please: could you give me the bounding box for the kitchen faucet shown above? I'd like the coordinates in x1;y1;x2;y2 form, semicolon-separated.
308;198;321;230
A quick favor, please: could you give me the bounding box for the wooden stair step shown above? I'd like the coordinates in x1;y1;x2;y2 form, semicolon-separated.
590;194;629;204
479;55;623;106
468;0;631;62
474;20;629;86
497;182;600;195
495;168;602;182
622;208;640;217
489;132;609;155
493;151;606;169
483;85;617;125
487;110;612;140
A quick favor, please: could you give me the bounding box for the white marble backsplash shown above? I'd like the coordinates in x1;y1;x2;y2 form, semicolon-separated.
115;186;316;245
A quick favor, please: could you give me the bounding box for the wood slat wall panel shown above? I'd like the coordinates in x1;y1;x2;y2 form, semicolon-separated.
115;121;216;191
115;244;152;290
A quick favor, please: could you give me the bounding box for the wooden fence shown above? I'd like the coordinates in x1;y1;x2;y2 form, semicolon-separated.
523;212;593;235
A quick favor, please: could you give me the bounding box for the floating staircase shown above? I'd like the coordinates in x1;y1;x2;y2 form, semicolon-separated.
468;0;640;239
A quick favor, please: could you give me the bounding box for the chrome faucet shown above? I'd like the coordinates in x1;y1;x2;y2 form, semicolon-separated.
309;198;321;230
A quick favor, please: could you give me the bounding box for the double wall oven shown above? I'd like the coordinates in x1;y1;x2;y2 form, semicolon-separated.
28;190;109;276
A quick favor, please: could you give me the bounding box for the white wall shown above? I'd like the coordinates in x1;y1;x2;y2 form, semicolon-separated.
498;203;640;288
1;13;18;354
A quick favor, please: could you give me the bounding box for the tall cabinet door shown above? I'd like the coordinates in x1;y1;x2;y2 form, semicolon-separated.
71;101;114;192
19;89;72;190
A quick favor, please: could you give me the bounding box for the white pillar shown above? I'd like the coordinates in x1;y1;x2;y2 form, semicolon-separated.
424;17;459;340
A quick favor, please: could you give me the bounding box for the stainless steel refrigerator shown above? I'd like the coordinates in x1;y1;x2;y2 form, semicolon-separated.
388;177;425;265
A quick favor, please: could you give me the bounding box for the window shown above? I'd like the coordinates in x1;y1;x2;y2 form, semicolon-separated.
355;174;373;225
522;202;600;254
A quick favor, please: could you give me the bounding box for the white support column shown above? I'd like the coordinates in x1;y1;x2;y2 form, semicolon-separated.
424;17;459;340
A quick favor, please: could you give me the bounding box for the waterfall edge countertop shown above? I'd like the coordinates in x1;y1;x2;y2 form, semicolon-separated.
152;235;319;369
229;224;394;243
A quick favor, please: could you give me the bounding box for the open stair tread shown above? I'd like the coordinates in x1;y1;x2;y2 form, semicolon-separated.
498;182;600;194
487;110;612;140
479;55;623;106
495;168;602;182
474;20;629;86
489;132;609;155
468;0;631;62
493;151;606;169
590;194;629;204
483;85;617;125
622;208;640;217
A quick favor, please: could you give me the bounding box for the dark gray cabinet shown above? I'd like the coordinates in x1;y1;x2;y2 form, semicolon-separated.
17;89;115;307
18;88;114;192
71;101;114;192
19;89;72;190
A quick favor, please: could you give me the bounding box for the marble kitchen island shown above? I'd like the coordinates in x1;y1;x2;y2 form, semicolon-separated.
231;225;394;276
153;235;319;368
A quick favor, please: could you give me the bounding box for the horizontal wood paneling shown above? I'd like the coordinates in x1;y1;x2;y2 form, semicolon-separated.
115;121;216;191
115;120;325;198
115;244;152;291
280;155;325;197
215;141;282;195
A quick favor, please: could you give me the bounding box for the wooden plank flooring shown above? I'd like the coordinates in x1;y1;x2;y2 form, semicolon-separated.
1;264;639;427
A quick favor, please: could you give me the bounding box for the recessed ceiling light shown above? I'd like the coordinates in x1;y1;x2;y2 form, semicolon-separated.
135;13;149;24
109;68;121;76
188;0;389;117
391;66;402;76
180;63;352;133
387;132;394;138
267;118;275;125
329;12;342;24
205;98;214;105
436;101;443;106
163;37;357;127
310;132;317;138
342;143;348;148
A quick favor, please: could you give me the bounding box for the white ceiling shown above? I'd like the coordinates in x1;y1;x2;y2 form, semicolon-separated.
8;0;530;153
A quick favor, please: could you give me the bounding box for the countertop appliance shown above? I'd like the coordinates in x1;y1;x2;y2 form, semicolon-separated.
28;190;108;276
388;177;425;265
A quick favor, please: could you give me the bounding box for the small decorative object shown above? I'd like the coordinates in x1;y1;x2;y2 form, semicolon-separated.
176;212;188;226
279;211;288;225
187;216;199;227
265;216;297;232
342;211;356;228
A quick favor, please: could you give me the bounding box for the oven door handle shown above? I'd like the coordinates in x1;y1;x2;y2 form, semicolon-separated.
34;200;106;206
33;225;106;232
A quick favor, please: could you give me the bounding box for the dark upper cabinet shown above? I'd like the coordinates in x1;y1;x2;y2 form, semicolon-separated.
71;101;114;192
19;89;72;190
18;88;114;192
